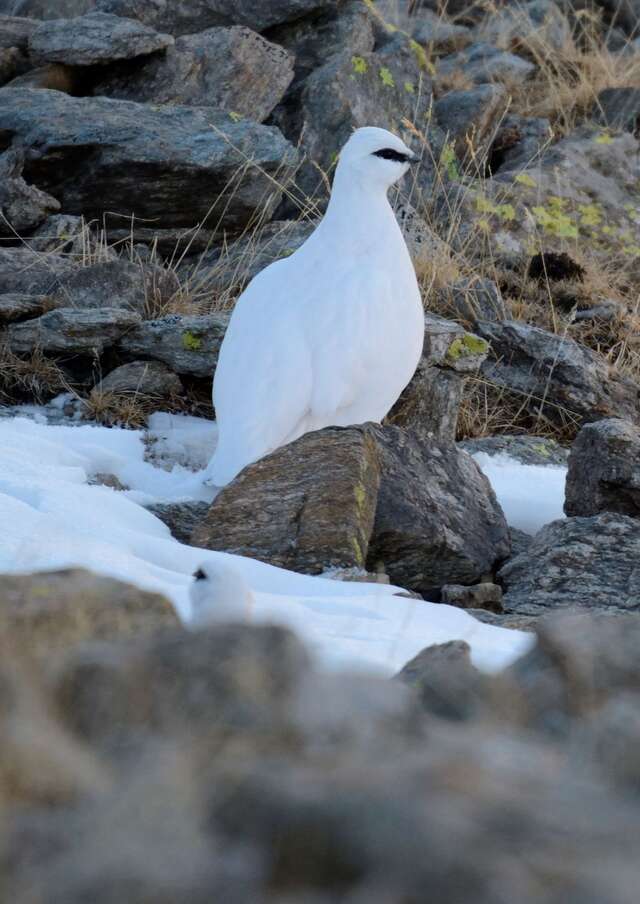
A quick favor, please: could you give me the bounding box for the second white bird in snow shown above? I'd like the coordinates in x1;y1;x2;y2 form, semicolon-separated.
189;560;255;626
204;126;425;487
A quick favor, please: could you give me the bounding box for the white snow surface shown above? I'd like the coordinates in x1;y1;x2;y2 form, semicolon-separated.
0;409;548;675
472;452;567;535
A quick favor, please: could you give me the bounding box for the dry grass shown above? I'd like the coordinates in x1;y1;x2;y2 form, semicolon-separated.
82;388;169;428
0;343;71;405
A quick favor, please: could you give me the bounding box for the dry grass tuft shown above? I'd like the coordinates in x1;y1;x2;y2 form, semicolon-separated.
0;343;71;405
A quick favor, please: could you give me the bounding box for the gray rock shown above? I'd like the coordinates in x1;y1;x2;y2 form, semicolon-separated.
475;320;640;430
596;87;640;133
475;0;571;53
179;220;315;300
499;513;640;617
489;114;552;173
96;0;339;36
266;0;374;87
441;582;503;611
412;9;472;56
0;291;55;323
395;640;485;720
579;693;640;790
297;37;442;200
29;10;173;65
97;360;182;398
118;312;228;378
27;213;98;254
0;248;76;294
0;88;298;230
7;306;141;354
460;434;570;466
437;277;506;323
51;259;149;313
0;148;60;236
103;223;218;258
12;0;96;17
387;313;488;443
191;425;381;574
147;500;210;544
95;26;294;122
435;84;508;159
0;13;38;48
368;426;510;595
565;418;640;518
436;42;536;86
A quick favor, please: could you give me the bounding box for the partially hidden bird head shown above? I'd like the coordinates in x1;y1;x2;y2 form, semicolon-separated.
336;126;419;189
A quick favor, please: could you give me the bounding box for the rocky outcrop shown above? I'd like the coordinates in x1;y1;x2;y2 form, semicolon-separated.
191;426;381;574
117;312;229;377
96;360;182;398
0;88;297;230
436;42;536;86
435;84;508;160
475;320;640;430
499;513;640;617
7;306;141;354
388;313;488;443
96;0;339;35
368;426;510;594
0;291;56;323
28;10;174;65
96;26;294;121
0;149;60;236
565;418;640;518
0;568;178;656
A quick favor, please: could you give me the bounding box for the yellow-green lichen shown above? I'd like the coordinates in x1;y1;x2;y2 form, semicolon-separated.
409;38;430;72
447;334;489;361
350;536;364;566
514;172;537;188
182;331;203;351
379;66;395;87
352;55;368;74
354;482;367;512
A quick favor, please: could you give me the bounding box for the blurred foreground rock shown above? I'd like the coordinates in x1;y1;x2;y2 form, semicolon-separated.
2;568;640;903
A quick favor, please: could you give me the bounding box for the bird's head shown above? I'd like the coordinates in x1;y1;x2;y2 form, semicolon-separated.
336;126;419;189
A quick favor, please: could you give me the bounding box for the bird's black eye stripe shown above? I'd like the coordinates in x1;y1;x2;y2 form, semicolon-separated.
193;568;207;581
373;147;409;162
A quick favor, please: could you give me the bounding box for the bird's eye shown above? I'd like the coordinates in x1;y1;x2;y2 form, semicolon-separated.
193;568;207;581
373;148;409;162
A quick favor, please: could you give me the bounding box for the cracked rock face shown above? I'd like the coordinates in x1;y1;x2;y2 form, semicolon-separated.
499;512;640;616
95;26;294;122
565;418;640;518
28;11;174;66
0;88;298;230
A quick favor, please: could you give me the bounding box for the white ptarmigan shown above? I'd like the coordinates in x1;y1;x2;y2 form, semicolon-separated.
189;561;254;625
203;126;424;487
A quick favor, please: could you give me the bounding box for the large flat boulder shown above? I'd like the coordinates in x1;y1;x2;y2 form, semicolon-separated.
117;312;228;377
191;425;381;574
7;306;141;354
28;10;173;65
0;89;297;229
565;419;640;518
96;0;339;35
96;26;294;122
475;320;640;430
367;426;510;594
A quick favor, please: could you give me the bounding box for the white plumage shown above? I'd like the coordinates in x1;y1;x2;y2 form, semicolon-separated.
189;560;254;625
204;126;425;487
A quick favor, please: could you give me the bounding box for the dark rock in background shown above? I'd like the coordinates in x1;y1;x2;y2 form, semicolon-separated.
565;418;640;518
0;89;298;230
95;26;294;122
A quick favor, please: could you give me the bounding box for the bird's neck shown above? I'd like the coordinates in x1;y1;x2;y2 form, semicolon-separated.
320;168;397;242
